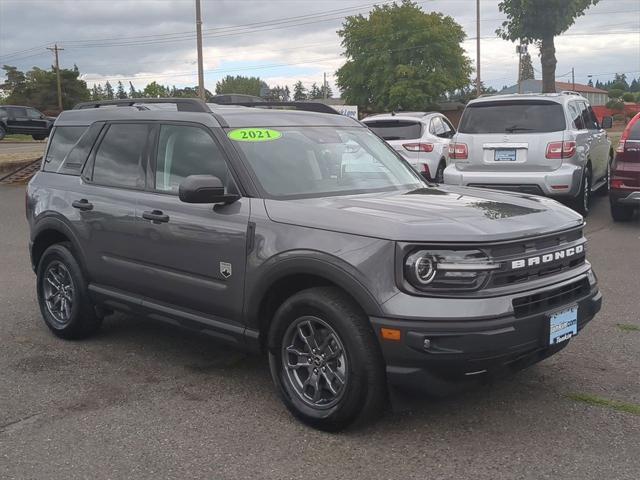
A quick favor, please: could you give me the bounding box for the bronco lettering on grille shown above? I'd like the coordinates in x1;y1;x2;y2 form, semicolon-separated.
510;245;584;270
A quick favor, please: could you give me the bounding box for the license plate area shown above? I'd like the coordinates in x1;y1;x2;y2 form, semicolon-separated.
494;149;517;161
548;306;578;345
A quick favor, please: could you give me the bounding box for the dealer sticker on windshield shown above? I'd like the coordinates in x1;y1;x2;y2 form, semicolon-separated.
228;128;282;142
549;306;578;345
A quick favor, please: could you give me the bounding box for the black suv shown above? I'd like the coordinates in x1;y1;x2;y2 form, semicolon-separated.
26;98;601;431
0;105;55;140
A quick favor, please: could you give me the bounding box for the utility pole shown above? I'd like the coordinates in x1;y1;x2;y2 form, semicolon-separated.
571;67;575;91
47;44;64;111
323;72;327;100
476;0;481;97
195;0;205;101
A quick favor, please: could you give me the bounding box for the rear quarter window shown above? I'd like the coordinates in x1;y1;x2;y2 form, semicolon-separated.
459;101;566;134
364;120;423;140
628;119;640;140
43;126;87;173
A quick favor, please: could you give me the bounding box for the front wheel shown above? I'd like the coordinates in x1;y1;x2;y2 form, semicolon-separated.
268;287;387;431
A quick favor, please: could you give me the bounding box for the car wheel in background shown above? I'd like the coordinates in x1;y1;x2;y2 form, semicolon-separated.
32;135;46;141
36;243;102;339
0;125;6;141
610;202;634;222
268;287;387;431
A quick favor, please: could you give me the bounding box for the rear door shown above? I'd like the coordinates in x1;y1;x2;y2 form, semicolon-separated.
456;100;566;172
133;122;250;325
364;118;424;166
25;108;49;133
578;101;608;181
619;118;640;188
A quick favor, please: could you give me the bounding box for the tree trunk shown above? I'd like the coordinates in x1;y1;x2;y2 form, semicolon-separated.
540;35;557;93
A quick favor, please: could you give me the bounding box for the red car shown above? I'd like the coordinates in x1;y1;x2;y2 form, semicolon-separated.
610;113;640;221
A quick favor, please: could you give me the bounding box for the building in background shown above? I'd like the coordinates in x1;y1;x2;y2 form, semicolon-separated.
497;79;608;106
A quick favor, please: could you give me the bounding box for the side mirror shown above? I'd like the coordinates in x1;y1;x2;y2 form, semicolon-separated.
601;116;613;129
178;175;239;204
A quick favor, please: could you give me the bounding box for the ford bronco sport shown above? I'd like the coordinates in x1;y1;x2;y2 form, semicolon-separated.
27;98;601;431
444;92;613;217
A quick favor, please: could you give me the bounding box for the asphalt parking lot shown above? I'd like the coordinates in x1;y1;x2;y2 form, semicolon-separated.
1;184;638;480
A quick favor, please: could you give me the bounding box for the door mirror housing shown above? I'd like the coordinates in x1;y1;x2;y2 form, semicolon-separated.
178;175;239;204
601;116;613;129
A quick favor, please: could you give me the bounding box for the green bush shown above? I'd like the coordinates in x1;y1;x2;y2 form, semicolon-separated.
608;88;624;99
606;99;624;111
622;93;635;102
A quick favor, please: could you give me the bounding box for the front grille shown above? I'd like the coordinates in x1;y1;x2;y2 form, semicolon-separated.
487;229;586;288
512;278;590;318
468;184;544;196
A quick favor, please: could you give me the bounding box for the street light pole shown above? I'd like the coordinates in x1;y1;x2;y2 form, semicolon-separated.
195;0;205;101
476;0;481;97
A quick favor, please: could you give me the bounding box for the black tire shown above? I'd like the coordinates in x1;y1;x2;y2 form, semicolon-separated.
0;125;6;141
32;135;46;141
36;243;102;339
268;287;387;431
569;166;592;217
610;202;634;222
435;160;446;183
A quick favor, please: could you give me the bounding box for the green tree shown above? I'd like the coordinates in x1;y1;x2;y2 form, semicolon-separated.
519;51;535;81
622;92;635;102
116;81;127;99
215;75;265;96
142;81;168;98
336;1;472;111
308;83;322;99
293;81;307;101
104;81;114;100
320;83;333;99
608;89;624;99
497;0;599;93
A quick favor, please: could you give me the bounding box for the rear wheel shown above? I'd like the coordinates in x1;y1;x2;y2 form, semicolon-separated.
569;166;592;217
0;125;6;141
36;243;102;339
434;160;446;183
610;202;634;222
268;287;386;431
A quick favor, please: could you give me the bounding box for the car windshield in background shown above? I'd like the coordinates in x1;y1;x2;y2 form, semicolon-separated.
364;120;423;140
230;126;423;199
459;101;566;134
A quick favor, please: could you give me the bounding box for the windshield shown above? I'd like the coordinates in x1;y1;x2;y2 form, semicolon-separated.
459;101;566;134
229;126;424;199
364;120;423;140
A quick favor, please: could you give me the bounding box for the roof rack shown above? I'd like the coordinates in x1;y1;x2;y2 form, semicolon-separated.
213;101;340;115
73;98;211;113
560;91;584;97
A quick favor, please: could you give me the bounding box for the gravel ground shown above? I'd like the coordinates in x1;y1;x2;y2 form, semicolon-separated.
0;184;638;480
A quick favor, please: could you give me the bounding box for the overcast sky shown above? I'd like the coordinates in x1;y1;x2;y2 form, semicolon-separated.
0;0;638;95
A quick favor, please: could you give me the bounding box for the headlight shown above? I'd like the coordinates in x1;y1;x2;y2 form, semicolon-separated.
404;249;500;293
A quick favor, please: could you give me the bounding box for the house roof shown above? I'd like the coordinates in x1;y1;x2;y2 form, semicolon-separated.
498;79;607;95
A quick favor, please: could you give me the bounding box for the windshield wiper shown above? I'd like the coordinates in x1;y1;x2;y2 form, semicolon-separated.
504;125;534;133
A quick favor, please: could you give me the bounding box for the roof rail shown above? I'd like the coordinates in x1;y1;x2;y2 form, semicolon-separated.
560;90;584;97
213;101;340;115
73;98;211;113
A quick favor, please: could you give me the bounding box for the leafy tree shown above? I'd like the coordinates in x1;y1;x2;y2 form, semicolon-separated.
308;83;322;99
293;81;307;100
116;81;127;99
0;64;89;111
104;81;114;100
497;0;599;93
608;89;624;99
90;84;104;100
336;1;472;111
519;51;535;81
611;73;628;91
622;92;635;102
606;99;624;111
142;81;168;98
215;75;265;96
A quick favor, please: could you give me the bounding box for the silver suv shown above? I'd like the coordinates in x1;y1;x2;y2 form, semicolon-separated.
444;93;613;216
363;112;455;182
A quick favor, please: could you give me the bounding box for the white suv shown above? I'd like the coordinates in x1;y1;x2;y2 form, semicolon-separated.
363;112;455;182
444;93;613;216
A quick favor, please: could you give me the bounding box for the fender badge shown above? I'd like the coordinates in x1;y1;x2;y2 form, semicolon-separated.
220;262;232;278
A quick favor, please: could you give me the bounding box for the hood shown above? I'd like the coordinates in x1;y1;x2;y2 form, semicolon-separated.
264;186;583;242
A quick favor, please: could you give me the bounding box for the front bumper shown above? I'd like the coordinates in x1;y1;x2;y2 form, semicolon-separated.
443;163;583;197
371;282;601;392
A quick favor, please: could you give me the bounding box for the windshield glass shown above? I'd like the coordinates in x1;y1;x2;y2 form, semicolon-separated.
229;126;424;199
364;120;422;140
459;100;566;134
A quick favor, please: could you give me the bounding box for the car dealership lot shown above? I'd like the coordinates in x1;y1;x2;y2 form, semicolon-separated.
1;184;638;479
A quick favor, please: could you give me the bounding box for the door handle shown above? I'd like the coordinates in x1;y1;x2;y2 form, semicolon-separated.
142;210;170;223
72;199;93;211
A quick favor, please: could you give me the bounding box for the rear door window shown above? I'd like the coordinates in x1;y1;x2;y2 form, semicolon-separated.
629;120;640;140
568;102;585;129
92;123;150;189
43;126;87;173
458;101;566;134
365;120;423;140
578;101;598;130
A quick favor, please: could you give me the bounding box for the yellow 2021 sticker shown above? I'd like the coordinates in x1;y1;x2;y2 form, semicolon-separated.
227;128;282;142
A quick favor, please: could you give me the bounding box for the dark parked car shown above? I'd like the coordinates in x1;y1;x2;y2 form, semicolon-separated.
610;112;640;221
0;105;55;140
27;98;601;431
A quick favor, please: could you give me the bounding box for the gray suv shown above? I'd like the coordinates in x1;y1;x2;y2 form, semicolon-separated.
27;98;601;431
444;93;613;216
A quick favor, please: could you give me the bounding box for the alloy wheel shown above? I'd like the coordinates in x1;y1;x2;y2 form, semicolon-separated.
43;261;75;326
281;316;348;409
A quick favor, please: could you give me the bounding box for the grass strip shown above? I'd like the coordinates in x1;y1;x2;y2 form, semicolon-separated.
616;323;640;332
568;393;640;416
